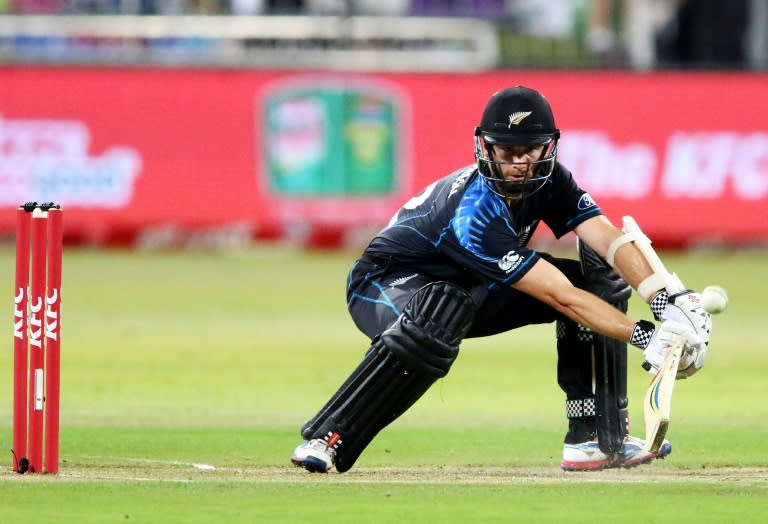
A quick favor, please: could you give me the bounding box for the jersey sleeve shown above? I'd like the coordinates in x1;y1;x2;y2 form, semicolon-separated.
542;163;603;238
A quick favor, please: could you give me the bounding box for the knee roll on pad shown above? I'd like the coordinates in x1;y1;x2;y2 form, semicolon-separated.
301;281;475;472
382;281;476;377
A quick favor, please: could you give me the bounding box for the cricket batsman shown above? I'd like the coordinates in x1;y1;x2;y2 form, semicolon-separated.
290;86;712;473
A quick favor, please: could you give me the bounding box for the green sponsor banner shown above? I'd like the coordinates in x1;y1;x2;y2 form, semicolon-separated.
264;85;397;195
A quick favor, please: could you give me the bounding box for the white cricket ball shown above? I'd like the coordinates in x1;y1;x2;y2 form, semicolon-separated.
701;285;729;314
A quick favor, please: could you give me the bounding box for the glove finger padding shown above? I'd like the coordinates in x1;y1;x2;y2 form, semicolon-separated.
677;346;706;379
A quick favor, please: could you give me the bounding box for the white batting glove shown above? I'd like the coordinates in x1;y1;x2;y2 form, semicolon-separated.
650;290;712;353
633;320;702;377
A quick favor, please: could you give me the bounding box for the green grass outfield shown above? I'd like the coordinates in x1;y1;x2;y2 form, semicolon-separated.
0;244;766;523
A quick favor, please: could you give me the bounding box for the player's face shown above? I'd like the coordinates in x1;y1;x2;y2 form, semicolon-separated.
490;144;544;181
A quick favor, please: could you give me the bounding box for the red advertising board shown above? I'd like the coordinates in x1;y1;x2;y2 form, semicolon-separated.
1;67;766;247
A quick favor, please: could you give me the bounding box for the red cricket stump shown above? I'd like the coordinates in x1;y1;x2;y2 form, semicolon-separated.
12;207;31;472
27;208;48;473
44;208;63;474
12;203;63;474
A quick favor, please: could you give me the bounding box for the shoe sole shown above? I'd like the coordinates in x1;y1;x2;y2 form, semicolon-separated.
291;455;331;473
561;459;614;471
562;443;672;472
562;455;653;472
620;453;657;468
622;442;672;468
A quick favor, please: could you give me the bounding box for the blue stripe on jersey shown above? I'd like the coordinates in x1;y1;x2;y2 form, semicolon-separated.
448;176;513;261
564;207;602;230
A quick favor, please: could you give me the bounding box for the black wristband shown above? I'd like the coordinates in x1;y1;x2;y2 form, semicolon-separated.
630;320;655;349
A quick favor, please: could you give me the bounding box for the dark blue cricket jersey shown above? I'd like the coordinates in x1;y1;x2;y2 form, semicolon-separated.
364;162;602;288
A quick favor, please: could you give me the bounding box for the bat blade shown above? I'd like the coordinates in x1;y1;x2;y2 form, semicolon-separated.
643;341;683;452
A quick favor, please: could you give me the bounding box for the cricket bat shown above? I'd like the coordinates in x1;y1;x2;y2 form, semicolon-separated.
642;340;683;453
622;216;728;452
621;217;685;453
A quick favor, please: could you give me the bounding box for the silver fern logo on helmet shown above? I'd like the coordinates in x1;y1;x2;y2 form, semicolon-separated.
508;111;532;127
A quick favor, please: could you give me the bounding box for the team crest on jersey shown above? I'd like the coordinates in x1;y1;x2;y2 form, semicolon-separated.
578;193;596;210
498;250;524;273
508;111;532;127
